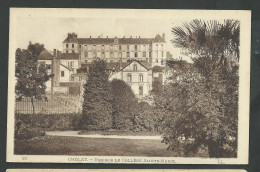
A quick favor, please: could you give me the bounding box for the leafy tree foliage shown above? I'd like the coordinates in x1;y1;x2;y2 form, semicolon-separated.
111;79;139;130
15;42;53;114
157;20;239;157
81;58;113;130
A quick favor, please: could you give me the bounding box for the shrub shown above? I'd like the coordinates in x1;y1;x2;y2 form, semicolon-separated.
15;113;81;131
15;126;45;140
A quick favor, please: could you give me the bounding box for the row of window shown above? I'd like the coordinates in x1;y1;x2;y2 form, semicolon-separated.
66;43;164;50
82;51;164;58
127;74;143;83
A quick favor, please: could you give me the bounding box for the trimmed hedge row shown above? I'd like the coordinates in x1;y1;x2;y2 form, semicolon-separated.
15;113;81;140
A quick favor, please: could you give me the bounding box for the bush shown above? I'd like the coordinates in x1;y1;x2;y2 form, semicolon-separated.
15;113;81;131
15;126;45;140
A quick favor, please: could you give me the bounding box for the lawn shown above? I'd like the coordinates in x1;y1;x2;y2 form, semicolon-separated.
14;135;179;156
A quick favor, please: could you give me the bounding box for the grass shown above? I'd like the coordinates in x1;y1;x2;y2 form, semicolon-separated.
78;130;160;136
14;135;179;156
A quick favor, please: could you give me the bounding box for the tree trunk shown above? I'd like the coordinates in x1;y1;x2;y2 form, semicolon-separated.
30;97;35;115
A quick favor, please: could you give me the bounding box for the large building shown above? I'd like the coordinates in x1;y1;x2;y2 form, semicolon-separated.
62;33;167;67
40;32;171;98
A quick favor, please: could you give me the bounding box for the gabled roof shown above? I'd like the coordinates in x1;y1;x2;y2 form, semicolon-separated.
152;66;165;72
60;63;72;71
120;60;151;71
38;49;54;60
58;53;79;60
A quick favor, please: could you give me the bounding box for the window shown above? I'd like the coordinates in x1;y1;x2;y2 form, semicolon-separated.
127;45;129;50
156;59;159;63
66;50;68;53
61;71;64;77
139;86;143;96
161;59;164;65
149;52;151;57
139;74;143;82
110;52;114;58
84;60;88;63
119;53;122;58
119;45;122;50
134;52;138;58
72;44;74;48
111;45;113;50
134;64;137;71
102;45;105;50
162;51;164;57
79;76;82;81
156;51;159;57
72;50;75;53
161;44;163;49
101;52;105;58
143;52;146;57
66;44;68;48
149;44;152;49
71;76;74;81
93;52;97;57
127;74;132;82
79;45;81;48
127;52;130;57
143;45;146;50
71;61;74;67
85;52;88;58
93;45;96;50
85;45;88;49
135;45;138;50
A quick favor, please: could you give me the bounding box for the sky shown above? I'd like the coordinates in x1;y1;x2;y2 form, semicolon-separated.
14;17;190;61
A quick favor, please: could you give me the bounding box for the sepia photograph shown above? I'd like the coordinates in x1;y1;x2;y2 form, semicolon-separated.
7;8;251;164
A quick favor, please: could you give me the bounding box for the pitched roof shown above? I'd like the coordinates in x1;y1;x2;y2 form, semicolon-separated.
60;63;72;71
38;49;54;60
121;60;151;71
77;37;165;44
58;53;79;60
152;66;165;72
63;33;78;43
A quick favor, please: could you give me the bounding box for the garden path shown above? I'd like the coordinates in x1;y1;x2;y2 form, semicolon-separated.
46;131;162;140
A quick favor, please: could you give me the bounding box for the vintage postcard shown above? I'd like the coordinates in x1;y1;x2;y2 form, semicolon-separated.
7;8;251;164
6;170;247;172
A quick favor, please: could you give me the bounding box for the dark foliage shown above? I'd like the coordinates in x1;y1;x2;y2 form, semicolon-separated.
81;58;113;130
111;79;139;130
15;42;54;114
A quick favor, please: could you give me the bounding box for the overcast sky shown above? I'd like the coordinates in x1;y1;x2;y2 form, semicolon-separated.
14;17;189;60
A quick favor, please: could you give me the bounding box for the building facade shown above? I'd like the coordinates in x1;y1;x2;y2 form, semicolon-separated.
62;33;167;67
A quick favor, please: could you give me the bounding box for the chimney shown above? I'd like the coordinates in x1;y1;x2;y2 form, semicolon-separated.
162;33;165;40
53;49;57;57
90;36;91;38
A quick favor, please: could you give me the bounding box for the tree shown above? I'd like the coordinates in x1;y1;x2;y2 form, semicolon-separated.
81;58;113;130
111;79;138;130
157;20;240;157
15;42;53;115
